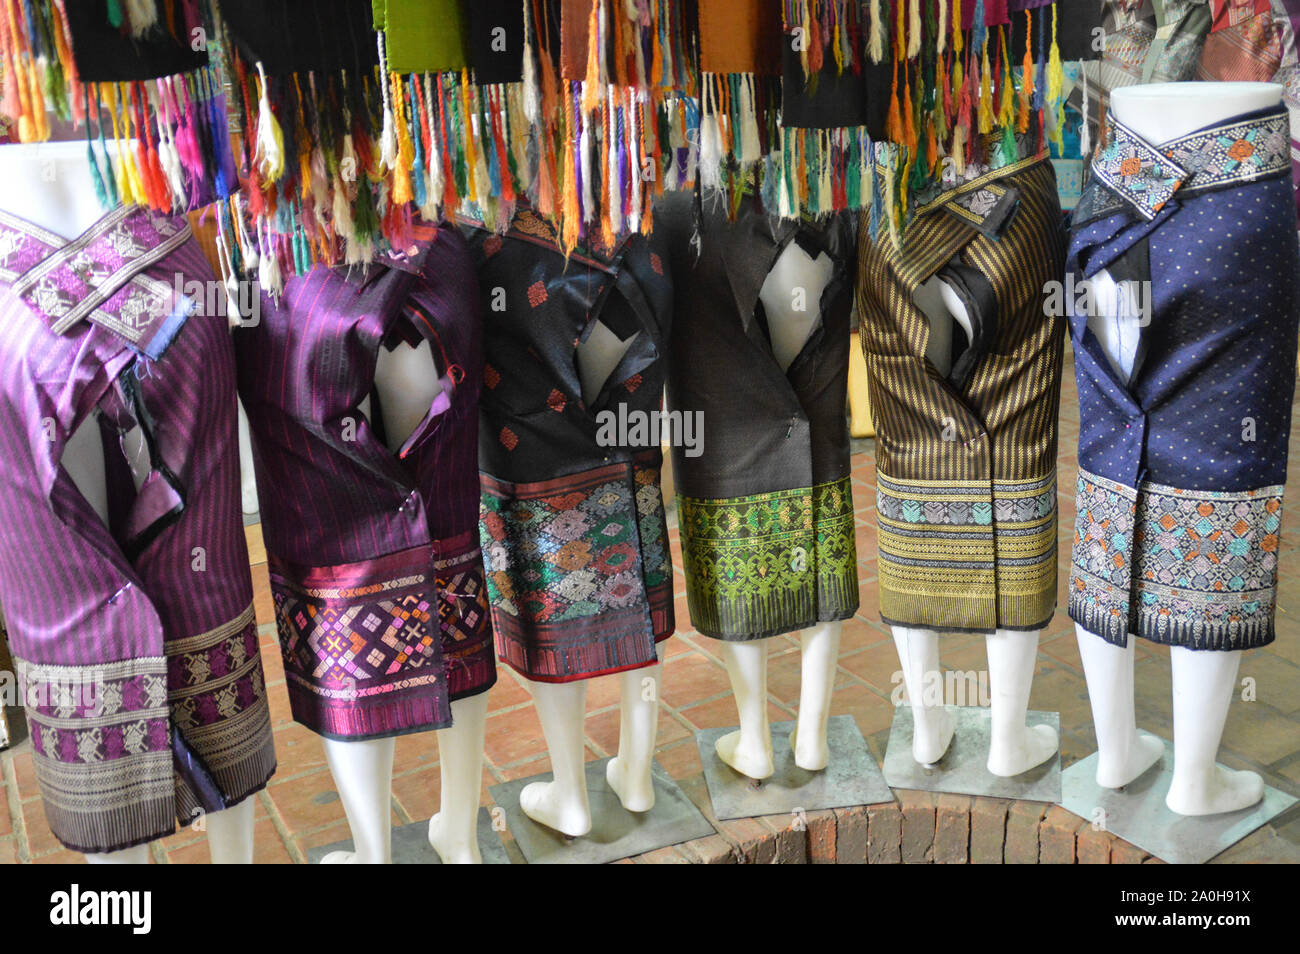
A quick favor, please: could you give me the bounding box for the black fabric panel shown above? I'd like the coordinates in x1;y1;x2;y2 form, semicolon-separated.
780;31;869;130
779;24;893;137
62;1;208;82
217;0;378;75
1010;0;1105;62
470;0;525;83
937;257;999;393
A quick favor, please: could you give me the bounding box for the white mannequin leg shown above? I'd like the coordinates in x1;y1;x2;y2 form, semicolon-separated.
319;737;395;863
204;799;257;863
428;692;489;863
520;679;591;836
1166;647;1264;815
892;626;956;764
713;638;775;780
606;644;666;811
791;620;841;771
984;627;1059;776
236;397;260;516
1074;625;1164;787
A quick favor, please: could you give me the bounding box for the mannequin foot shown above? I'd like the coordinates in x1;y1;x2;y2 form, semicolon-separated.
427;812;482;864
519;780;592;838
605;757;655;813
1166;766;1265;817
910;707;957;766
987;723;1059;778
715;729;774;781
319;849;385;864
1096;732;1165;789
789;725;829;772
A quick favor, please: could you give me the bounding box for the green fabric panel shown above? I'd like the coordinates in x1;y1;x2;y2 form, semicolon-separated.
379;0;468;73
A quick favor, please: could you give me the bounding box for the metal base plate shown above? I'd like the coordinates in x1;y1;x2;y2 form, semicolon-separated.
694;715;894;821
1061;744;1299;865
487;758;714;864
882;706;1063;802
306;808;511;864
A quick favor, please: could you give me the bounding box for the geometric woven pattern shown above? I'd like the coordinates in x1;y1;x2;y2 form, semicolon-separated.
287;594;437;683
677;476;858;640
480;457;674;683
1070;467;1284;650
876;470;1058;634
271;544;452;739
481;478;646;624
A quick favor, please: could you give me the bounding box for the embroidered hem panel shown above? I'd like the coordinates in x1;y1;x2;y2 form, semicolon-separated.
678;477;858;641
481;456;674;683
876;472;1058;633
466;211;676;683
1070;469;1283;651
653;194;861;641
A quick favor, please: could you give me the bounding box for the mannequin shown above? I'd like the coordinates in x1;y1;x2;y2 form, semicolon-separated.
319;339;490;863
711;242;843;780
0;139;256;862
1074;82;1276;816
891;275;1059;776
514;321;666;837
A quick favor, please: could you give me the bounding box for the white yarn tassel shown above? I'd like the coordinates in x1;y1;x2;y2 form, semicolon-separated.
333;172;356;244
738;75;761;167
777;125;793;218
309;146;331;230
868;0;885;63
580;108;596;223
257;224;283;300
699;77;722;191
627;87;643;233
341;132;357;189
124;0;158;36
907;0;921;59
377;34;398;173
254;62;284;181
522;0;541;124
606;86;623;236
937;0;948;55
422;75;444;220
158;126;187;208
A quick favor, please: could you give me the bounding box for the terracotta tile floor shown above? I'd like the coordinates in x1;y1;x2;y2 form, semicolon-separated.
3;353;1299;862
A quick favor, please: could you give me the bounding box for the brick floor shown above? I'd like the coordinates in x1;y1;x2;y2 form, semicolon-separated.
1;354;1297;863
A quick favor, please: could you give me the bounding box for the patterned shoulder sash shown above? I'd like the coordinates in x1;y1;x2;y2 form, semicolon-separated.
0;205;194;359
1081;106;1292;223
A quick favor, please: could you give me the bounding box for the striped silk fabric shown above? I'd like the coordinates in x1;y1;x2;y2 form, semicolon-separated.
858;156;1067;634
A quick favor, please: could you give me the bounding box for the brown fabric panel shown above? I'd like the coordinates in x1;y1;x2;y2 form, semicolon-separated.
560;0;592;79
698;0;783;75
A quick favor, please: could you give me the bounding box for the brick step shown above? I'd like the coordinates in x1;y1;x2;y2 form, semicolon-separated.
624;784;1161;864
